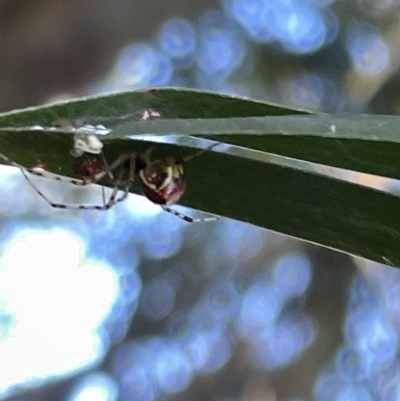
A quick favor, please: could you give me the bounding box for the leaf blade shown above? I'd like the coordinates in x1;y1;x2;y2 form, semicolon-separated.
0;88;398;267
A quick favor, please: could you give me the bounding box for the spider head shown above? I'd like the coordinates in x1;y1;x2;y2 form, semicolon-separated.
136;156;186;205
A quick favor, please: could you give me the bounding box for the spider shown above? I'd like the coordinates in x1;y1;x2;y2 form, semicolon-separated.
0;144;218;223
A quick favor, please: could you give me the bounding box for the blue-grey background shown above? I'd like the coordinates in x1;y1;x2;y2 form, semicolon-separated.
0;1;399;401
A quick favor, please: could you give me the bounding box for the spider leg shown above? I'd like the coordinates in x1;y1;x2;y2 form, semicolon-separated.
161;205;218;223
99;150;113;204
12;166;120;211
53;153;134;210
0;152;88;186
100;150;114;180
0;152;131;186
113;153;136;205
76;153;137;210
0;152;134;210
27;180;129;211
181;143;219;163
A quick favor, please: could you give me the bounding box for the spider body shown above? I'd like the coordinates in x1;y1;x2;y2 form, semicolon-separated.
135;156;185;206
74;156;103;177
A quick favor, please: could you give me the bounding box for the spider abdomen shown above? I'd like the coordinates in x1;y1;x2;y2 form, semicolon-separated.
137;159;186;205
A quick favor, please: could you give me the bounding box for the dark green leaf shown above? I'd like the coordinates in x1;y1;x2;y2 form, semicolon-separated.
0;88;398;268
111;114;400;180
0;87;309;129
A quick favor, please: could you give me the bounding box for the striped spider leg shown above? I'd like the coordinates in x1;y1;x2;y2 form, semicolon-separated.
58;144;218;221
0;144;219;221
0;120;127;210
54;117;118;207
0;151;135;210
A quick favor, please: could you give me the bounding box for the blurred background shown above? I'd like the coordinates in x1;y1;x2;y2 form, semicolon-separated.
0;1;400;400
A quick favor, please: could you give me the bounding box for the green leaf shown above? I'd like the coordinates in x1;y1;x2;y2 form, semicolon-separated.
0;87;309;129
182;148;400;268
0;88;398;268
111;114;400;180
